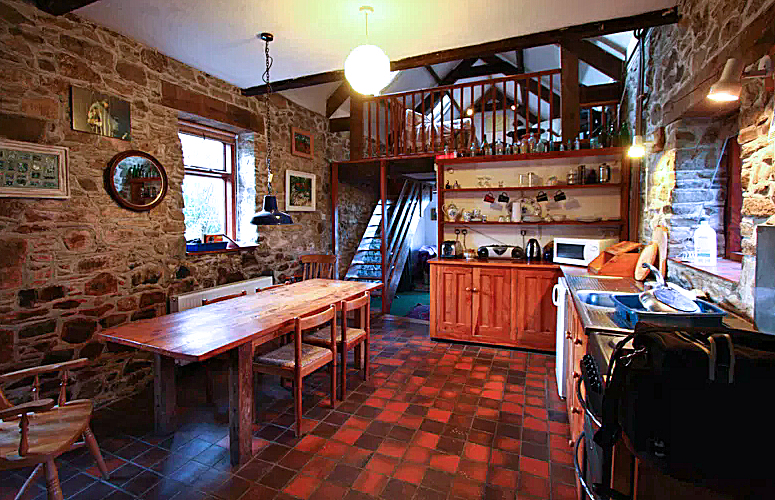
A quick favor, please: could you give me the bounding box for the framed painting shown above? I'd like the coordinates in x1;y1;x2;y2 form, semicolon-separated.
71;86;131;140
291;127;314;159
0;139;69;199
285;169;316;212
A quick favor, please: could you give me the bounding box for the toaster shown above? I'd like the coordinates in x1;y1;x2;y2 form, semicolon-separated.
440;240;463;258
477;245;524;259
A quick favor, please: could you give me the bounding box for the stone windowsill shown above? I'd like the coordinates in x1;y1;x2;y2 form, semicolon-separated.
186;245;258;256
668;257;742;283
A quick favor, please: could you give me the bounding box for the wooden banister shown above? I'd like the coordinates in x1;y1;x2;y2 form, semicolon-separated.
360;69;562;160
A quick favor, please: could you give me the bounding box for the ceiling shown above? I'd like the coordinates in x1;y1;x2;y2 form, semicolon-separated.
76;0;674;90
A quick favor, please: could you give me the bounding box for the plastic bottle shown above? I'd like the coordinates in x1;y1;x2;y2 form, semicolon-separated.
693;220;717;266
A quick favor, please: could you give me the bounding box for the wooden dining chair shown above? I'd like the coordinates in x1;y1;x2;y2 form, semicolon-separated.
300;254;336;280
202;289;247;306
253;305;337;436
0;359;109;500
304;292;370;400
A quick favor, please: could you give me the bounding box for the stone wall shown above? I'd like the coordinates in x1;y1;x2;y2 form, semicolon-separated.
0;0;348;405
623;0;775;319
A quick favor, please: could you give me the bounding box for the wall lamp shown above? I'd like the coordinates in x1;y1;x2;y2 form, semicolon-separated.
707;56;773;103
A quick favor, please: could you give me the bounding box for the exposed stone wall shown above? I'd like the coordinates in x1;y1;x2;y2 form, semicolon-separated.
0;0;347;405
623;0;775;319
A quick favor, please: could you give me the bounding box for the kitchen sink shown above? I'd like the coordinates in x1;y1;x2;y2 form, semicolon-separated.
576;290;623;309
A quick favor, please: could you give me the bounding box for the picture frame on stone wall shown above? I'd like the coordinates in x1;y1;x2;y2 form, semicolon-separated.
291;127;314;159
70;86;131;141
0;139;69;199
285;169;316;212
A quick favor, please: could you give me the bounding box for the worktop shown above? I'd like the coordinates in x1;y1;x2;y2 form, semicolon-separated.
561;270;755;335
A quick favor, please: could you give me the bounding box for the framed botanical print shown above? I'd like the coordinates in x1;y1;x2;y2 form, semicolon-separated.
0;139;69;199
285;169;316;212
291;127;314;159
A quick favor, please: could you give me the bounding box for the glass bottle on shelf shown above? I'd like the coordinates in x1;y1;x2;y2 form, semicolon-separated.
495;140;503;155
527;133;536;153
619;121;631;150
574;136;581;150
520;134;529;154
481;134;489;156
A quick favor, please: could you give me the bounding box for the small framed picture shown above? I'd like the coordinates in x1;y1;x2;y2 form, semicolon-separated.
0;139;69;199
71;86;131;140
285;169;316;212
291;127;314;159
430;208;438;221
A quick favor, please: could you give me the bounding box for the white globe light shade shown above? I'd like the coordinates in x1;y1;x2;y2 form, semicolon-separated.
345;44;395;95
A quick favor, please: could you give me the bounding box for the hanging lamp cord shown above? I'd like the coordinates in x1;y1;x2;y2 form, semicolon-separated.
263;37;274;194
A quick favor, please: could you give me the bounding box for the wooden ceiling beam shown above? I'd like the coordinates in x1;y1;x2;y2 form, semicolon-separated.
458;61;519;79
560;40;624;80
425;66;442;85
243;69;344;96
580;82;623;105
242;8;676;97
390;8;677;71
329;117;350;133
326;82;351;118
439;59;478;85
36;0;101;15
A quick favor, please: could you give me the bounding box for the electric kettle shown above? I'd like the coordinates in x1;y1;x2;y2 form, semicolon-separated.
525;238;542;261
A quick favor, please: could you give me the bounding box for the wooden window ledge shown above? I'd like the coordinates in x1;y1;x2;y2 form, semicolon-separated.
669;257;742;283
186;245;257;256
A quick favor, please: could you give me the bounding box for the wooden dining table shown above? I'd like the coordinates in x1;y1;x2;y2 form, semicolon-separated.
98;279;380;465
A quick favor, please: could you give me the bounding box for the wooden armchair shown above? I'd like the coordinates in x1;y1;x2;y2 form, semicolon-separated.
0;359;109;500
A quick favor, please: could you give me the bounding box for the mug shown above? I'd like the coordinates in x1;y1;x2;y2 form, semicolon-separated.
536;191;549;202
554;190;567;202
498;192;510;203
484;192;495;203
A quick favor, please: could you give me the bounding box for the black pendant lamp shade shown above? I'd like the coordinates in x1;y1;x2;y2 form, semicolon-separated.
251;32;293;227
251;194;292;225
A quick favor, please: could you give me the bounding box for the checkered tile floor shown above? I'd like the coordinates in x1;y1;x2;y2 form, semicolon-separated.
0;316;575;500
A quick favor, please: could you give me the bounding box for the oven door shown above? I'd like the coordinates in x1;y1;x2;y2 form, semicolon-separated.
574;375;604;500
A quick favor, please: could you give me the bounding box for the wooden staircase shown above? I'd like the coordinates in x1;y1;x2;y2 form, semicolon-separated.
345;179;425;314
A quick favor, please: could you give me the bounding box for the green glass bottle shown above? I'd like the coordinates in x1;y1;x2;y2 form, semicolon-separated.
619;121;631;149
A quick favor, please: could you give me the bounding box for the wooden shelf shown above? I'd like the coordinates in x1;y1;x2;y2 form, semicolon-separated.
442;182;622;193
442;220;624;227
436;147;626;165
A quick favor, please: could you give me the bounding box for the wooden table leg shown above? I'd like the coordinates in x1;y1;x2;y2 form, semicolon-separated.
153;354;176;434
229;343;254;466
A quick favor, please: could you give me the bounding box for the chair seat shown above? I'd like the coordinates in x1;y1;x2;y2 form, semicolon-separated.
304;327;366;346
255;343;332;369
0;400;92;466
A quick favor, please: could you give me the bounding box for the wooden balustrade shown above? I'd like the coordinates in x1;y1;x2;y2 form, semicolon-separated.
358;70;563;160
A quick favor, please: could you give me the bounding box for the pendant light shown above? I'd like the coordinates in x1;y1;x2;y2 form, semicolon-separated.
251;32;293;226
707;58;743;103
345;6;395;95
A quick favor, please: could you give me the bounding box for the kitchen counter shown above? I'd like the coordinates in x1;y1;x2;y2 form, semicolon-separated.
561;269;755;335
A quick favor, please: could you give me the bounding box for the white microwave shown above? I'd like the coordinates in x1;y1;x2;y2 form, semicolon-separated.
553;237;619;266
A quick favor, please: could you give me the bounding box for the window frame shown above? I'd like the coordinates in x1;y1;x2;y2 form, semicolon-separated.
724;136;742;262
179;121;237;241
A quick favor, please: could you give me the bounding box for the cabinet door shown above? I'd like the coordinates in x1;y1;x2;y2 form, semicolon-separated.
516;269;560;350
472;267;513;342
435;265;473;337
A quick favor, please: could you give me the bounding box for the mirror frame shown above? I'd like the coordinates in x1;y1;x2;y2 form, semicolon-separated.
105;150;168;211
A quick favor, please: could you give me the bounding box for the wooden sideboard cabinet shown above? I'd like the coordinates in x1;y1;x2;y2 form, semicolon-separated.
430;260;561;351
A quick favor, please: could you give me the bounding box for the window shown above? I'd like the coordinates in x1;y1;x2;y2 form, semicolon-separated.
179;122;236;242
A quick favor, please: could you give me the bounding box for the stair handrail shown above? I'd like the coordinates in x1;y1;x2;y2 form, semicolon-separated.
386;184;422;285
385;179;410;242
386;182;419;269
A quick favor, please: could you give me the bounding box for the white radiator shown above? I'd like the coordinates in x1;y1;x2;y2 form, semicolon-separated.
170;276;273;312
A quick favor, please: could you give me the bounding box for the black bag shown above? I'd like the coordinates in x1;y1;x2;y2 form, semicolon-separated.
595;322;775;497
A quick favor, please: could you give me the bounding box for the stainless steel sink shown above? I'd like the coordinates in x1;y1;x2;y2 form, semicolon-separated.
576;290;622;309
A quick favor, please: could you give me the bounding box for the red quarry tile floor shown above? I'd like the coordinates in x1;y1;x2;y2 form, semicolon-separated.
0;316;574;500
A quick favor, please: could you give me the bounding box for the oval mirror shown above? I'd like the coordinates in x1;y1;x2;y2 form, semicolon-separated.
105;150;168;211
